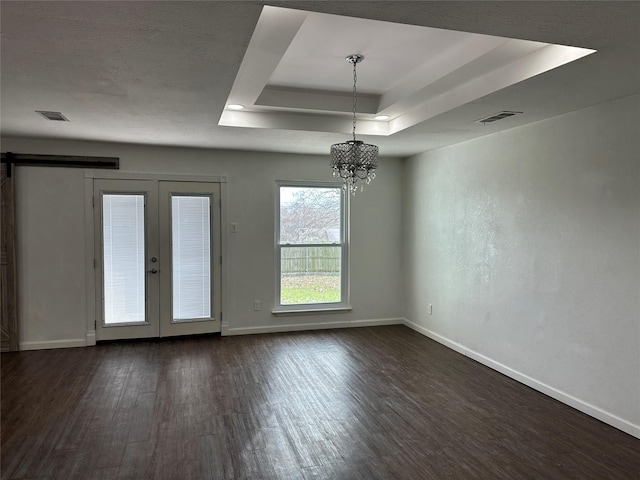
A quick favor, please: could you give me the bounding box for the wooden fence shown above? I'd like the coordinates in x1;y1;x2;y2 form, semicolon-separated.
281;246;340;275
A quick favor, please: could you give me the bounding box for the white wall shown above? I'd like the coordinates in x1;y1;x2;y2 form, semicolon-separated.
1;137;404;348
403;94;640;437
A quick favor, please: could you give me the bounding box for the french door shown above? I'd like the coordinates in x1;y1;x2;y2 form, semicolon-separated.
94;179;221;340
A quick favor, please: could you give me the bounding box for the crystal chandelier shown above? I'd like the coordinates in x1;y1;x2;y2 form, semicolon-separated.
330;54;378;195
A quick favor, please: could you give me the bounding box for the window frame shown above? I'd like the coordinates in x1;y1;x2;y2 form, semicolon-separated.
274;180;350;314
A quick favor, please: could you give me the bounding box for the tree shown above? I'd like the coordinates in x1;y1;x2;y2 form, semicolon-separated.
280;187;340;244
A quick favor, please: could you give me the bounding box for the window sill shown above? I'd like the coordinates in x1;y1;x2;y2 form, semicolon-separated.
271;306;352;316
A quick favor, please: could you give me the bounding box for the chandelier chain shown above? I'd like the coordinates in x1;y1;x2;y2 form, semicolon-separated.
352;60;357;142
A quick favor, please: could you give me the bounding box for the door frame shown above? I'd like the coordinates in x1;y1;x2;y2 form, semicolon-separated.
84;172;228;345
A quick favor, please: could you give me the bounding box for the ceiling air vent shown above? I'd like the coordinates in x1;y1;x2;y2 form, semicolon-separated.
475;111;522;124
36;111;69;121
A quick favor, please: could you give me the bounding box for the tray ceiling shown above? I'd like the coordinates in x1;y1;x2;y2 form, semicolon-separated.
220;6;594;136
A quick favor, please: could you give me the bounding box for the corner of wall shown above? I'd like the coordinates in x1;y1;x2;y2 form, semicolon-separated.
402;317;640;439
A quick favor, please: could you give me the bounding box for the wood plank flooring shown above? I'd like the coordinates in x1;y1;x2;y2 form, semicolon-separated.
2;325;639;479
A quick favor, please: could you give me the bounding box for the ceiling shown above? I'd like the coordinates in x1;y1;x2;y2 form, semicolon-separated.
220;6;594;137
1;1;639;158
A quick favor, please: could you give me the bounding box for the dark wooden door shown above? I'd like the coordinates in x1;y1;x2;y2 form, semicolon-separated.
1;162;18;352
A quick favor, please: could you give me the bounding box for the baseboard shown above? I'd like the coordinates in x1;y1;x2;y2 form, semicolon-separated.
402;318;640;439
19;338;88;351
16;320;404;348
223;317;404;336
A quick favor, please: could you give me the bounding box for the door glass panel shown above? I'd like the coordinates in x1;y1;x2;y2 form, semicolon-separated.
171;196;211;320
102;194;146;325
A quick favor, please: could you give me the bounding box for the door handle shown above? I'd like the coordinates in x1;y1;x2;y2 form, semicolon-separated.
147;268;158;274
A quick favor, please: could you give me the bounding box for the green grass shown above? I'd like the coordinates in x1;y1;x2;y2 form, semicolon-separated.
281;275;340;304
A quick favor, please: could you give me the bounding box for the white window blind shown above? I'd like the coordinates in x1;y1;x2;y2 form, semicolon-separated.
102;194;146;324
172;196;211;320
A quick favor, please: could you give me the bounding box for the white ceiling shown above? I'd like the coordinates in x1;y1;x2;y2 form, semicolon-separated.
1;1;639;158
268;12;470;94
220;6;594;137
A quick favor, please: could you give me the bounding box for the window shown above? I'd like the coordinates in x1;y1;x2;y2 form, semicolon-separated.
275;182;349;312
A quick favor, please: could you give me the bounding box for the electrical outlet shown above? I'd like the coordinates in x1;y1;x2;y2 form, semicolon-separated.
230;223;238;233
428;304;433;314
253;300;261;311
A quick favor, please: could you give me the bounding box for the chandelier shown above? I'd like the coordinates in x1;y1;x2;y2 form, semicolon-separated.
330;54;378;195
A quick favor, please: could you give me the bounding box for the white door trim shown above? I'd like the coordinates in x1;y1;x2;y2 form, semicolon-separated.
85;171;227;183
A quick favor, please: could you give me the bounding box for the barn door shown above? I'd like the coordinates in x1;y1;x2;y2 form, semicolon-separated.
1;163;18;352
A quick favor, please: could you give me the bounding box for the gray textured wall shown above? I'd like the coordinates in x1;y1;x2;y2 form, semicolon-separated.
403;94;640;435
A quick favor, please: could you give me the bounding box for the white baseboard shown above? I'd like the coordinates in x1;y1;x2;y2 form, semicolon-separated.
19;338;88;351
223;317;403;336
403;318;640;439
17;320;404;348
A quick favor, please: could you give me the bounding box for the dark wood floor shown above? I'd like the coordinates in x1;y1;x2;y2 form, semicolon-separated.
1;325;638;479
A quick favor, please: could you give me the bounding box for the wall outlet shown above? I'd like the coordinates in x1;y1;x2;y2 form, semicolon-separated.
253;300;261;311
230;223;238;233
428;304;433;315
